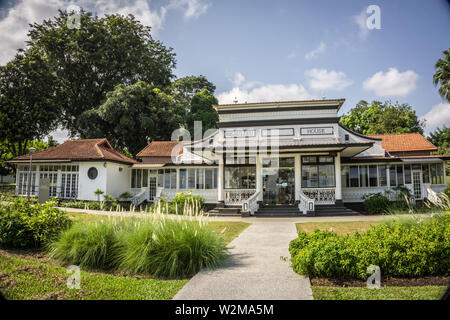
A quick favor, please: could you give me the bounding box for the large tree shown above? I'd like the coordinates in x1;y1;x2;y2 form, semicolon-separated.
186;89;219;137
340;100;425;135
0;49;59;159
433;48;450;102
78;81;185;155
0;138;59;176
26;9;176;136
427;126;450;173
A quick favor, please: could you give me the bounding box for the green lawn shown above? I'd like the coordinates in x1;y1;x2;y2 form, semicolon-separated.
312;286;447;300
67;212;250;245
0;254;187;300
296;221;380;235
0;212;250;300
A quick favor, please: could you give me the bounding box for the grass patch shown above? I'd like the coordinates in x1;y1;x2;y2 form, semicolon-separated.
311;285;447;300
296;221;380;235
0;254;187;300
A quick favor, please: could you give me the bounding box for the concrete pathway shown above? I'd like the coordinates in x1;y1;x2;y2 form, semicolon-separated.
173;220;313;300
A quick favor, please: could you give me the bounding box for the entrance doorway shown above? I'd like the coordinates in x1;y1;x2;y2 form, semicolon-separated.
262;157;295;205
412;171;422;200
149;172;157;201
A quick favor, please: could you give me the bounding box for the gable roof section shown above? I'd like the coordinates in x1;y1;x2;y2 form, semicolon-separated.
11;139;136;164
136;141;183;158
367;133;438;153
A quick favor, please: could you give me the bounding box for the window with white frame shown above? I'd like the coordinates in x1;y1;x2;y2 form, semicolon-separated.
342;163;440;188
179;167;218;190
17;165;37;196
131;169;149;188
422;163;444;185
60;165;79;199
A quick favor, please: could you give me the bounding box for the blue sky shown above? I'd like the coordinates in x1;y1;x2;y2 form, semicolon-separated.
0;0;449;140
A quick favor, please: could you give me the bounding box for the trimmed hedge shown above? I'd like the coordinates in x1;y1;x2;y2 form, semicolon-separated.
0;198;71;248
289;214;450;279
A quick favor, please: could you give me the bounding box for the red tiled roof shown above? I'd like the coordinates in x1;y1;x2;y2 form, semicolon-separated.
136;141;184;157
11;139;136;164
367;133;438;153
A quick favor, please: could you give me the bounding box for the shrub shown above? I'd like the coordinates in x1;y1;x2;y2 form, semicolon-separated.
363;193;390;214
171;191;205;214
289;214;450;279
0;198;71;248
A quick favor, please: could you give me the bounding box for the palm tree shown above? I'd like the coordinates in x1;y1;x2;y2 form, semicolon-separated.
433;49;450;102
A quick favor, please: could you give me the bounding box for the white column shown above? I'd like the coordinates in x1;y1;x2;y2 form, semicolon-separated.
295;154;301;201
256;154;263;201
217;158;224;203
386;165;391;187
335;152;342;201
443;161;447;186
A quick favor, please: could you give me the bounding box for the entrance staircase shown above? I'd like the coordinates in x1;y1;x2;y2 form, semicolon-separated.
254;205;300;217
314;203;360;217
208;203;360;217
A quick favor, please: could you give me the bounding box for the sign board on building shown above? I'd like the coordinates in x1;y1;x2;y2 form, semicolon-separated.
224;129;256;138
300;127;333;135
261;128;294;137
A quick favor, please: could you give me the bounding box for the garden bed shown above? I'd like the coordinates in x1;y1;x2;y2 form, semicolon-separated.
310;275;450;287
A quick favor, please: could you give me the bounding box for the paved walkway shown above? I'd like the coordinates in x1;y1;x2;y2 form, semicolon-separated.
173;220;313;300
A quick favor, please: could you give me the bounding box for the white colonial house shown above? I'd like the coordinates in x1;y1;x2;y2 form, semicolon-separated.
11;99;448;216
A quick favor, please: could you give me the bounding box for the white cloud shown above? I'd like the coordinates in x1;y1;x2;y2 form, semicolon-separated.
47;127;72;143
217;72;314;104
363;68;419;97
353;9;369;40
305;41;326;60
170;0;210;20
0;0;210;65
305;68;353;91
421;102;450;133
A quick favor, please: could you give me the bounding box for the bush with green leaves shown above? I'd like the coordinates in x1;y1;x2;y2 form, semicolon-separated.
363;193;390;214
171;191;205;214
0;198;71;248
289;214;450;279
49;216;227;278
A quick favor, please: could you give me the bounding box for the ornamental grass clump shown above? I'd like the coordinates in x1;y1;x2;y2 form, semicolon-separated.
117;213;227;278
48;219;123;269
48;208;228;278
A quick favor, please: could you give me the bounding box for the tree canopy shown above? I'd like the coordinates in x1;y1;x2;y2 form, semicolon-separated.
78;81;185;155
186;89;219;137
26;9;176;137
0;8;220;158
340;100;425;135
433;48;450;102
0;49;59;159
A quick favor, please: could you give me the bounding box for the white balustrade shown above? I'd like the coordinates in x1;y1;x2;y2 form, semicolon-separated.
224;189;256;205
131;187;147;206
298;191;315;214
242;190;260;215
302;188;335;204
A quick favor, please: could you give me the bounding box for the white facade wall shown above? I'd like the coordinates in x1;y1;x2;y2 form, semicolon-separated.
78;162;108;201
106;162;132;198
